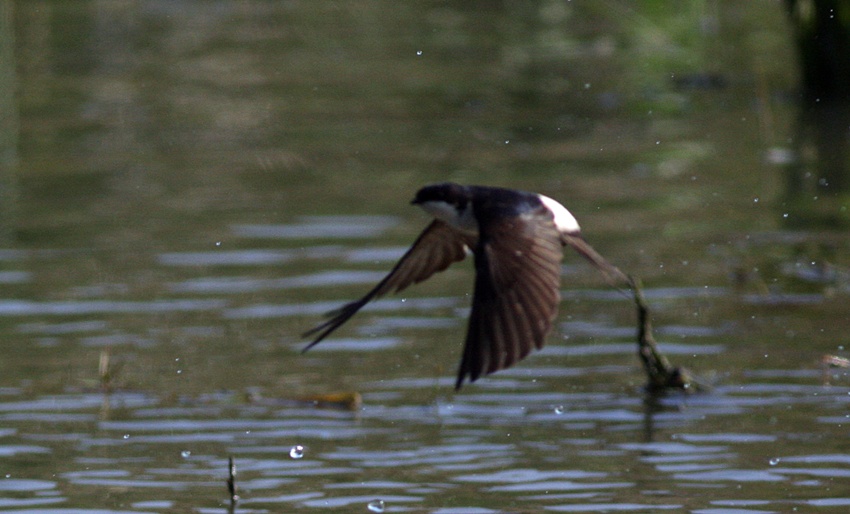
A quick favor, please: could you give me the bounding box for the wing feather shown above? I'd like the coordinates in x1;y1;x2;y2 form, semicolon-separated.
455;208;564;389
303;220;474;351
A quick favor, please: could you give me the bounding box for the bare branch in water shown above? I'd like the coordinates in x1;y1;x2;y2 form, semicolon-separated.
227;456;239;510
630;276;709;394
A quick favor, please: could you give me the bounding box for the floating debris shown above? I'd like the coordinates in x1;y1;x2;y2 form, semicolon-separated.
367;499;385;513
297;391;363;411
289;445;305;459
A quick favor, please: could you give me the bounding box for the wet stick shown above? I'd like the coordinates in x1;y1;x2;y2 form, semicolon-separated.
631;276;708;393
227;456;239;509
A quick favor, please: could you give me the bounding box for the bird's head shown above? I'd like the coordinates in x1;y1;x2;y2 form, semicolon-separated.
412;182;469;208
412;183;476;230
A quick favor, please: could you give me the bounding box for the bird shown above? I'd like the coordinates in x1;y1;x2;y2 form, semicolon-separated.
302;183;631;390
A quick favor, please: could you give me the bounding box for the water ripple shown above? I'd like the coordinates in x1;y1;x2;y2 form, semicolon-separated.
0;271;31;284
0;299;226;316
224;296;459;319
299;337;403;352
547;502;682;511
454;469;606;483
488;480;633;492
231;215;399;240
542;342;724;357
300;494;421;508
157;249;294;266
168;270;387;294
672;469;785;482
0;478;55;491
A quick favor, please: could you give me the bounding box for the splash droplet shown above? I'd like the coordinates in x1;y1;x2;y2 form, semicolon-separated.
367;499;385;513
289;445;304;459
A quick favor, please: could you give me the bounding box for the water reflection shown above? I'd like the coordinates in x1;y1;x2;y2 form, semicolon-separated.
168;270;388;294
0;298;226;316
157;250;295;267
3;232;849;513
0;366;848;511
224;296;459;319
231;216;399;240
4;0;850;512
782;100;850;229
0;0;18;246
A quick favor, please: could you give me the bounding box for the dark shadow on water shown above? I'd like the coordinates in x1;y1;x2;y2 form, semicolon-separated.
0;1;18;245
784;0;850;228
783;99;850;229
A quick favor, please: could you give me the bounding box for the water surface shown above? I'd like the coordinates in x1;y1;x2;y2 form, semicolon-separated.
2;1;850;512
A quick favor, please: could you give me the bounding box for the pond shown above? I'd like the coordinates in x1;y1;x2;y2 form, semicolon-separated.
1;1;850;512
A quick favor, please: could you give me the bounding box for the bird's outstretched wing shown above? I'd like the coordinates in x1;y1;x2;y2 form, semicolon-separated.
455;208;564;389
303;220;475;351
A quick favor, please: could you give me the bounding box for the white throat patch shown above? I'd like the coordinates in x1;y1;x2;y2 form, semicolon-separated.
418;200;478;233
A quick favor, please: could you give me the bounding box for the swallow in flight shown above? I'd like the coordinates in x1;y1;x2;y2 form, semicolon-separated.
303;183;630;390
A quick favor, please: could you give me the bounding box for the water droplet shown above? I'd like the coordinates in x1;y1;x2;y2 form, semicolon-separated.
554;405;565;415
181;450;191;458
769;457;781;466
289;445;304;459
367;499;385;513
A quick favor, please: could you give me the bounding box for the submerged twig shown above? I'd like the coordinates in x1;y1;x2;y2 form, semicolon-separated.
630;276;708;394
227;456;239;509
98;347;123;393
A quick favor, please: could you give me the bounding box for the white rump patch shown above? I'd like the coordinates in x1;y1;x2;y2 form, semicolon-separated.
538;194;580;234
